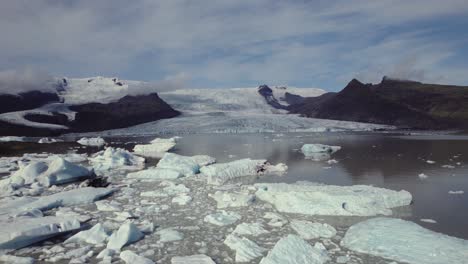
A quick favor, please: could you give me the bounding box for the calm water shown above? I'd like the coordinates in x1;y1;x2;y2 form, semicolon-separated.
163;132;468;239
2;132;468;239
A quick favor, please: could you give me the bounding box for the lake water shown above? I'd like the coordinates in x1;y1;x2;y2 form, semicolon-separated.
120;132;468;239
2;131;467;242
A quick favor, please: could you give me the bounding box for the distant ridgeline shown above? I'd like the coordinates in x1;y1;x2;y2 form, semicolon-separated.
0;77;180;136
286;77;468;129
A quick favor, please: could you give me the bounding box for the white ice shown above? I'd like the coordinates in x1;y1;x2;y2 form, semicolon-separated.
301;144;341;161
233;222;269;236
171;254;216;264
0;136;25;142
127;167;183;180
156;228;184;242
209;190;255;208
0;254;35;264
133;137;177;158
37;157;91;186
77;137;106;147
255;182;412;216
201;159;270;185
204;211;241;226
224;234;267;262
65;223;110;245
259;234;329;264
107;222;144;251
120;250;155;264
341;217;468;264
156;153;200;176
290;220;336;240
90;147;145;171
38;137;62;144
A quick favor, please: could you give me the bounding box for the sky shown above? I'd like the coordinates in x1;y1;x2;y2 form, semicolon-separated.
1;0;468;91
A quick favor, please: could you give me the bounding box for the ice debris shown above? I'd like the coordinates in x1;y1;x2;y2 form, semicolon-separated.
204;211;241;226
133;137;177;158
90;147;145;171
156;153;200;176
120;250;155;264
341;217;468;264
38;157;91;186
233;222;269;236
259;234;329;264
107;222;144;251
224;234;267;262
0;254;35;264
127;167;183;180
290;220;336;240
209;190;255;208
77;137;106;147
156;228;184;242
255;183;412;216
171;254;216;264
65;223;110;245
301;144;341;161
38;137;62;144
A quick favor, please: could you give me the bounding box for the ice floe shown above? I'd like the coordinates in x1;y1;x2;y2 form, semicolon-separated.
209;190;255;208
448;190;464;194
133;137;177;158
156;153;200;176
0;216;80;250
90;147;145;171
38;157;91;186
107;222;144;251
127;167;183;180
290;220;336;240
255;183;412;216
341;217;468;264
171;254;216;264
202;159;287;185
120;250;155;264
301;144;341;161
0;136;25;142
38;137;62;144
156;228;184;242
260;234;329;264
77;137;106;147
233;222;269;236
224;234;267;262
204;211;241;226
420;218;437;224
65;223;110;245
0;254;34;264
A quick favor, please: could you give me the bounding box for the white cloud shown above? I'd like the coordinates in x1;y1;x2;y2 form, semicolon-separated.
0;67;56;94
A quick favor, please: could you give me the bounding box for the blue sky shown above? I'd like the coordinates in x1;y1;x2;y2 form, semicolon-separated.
1;0;468;91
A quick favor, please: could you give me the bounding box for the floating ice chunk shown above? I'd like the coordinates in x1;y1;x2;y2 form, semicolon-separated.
336;255;350;263
0;187;113;217
224;234;267;262
133;137;176;158
255;183;412;216
204;211;241;226
191;155;216;167
420;218;437;224
90;147;145;171
341;217;468;264
66;223;110;245
0;216;80;250
202;159;274;185
263;212;288;227
418;173;428;179
156;228;184;242
38;137;62;144
141;181;189;198
127;168;183;180
327;159;338;164
95;200;122;211
448;190;464;194
172;194;192;205
301;144;341;154
209;190;255;208
290;220;336;240
260;234;329;264
138;220;154;234
0;254;34;264
97;248;115;259
233;222;269;236
77;137;106;147
38;157;91;186
0;136;25;142
265;163;288;175
426;160;436;164
171;254;216;264
157;153;200;176
107;222;144;251
442;165;455;169
120;250;155;264
12;161;48;184
54;207;91;223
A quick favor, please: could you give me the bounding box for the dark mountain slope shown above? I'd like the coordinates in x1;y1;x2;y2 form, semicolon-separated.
288;78;467;129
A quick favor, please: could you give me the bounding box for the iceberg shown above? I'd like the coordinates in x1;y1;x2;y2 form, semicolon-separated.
156;228;184;242
259;235;329;264
290;220;336;240
77;137;106;147
107;222;144;251
127;167;182;180
209;190;255;208
65;223;110;245
90;147;145;171
12;161;48;184
133;137;177;158
156;153;200;176
0;136;25;142
171;254;216;264
0;216;80;250
120;250;155;264
38;157;91;186
255;183;412;216
301;144;341;161
204;211;241;226
38;137;62;144
224;234;267;262
233;222;269;236
202;159;286;185
341;217;468;264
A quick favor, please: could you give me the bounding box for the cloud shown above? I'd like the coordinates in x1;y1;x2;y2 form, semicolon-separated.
0;0;467;90
0;67;56;94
